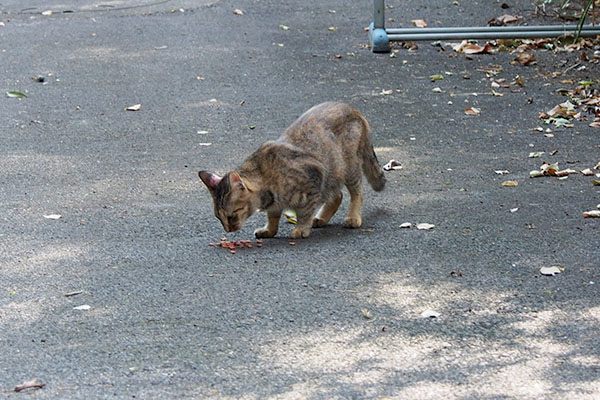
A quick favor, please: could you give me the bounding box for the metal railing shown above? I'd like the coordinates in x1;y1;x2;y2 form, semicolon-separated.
369;0;600;52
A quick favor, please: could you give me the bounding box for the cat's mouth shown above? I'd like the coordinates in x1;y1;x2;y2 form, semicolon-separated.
223;223;242;233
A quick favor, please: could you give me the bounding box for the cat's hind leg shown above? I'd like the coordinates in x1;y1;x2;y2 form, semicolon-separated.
254;209;281;238
344;179;363;229
312;191;342;228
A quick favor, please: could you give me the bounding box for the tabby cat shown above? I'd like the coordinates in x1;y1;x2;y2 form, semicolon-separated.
199;102;386;239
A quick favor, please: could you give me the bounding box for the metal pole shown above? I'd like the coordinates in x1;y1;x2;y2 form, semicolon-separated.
373;0;385;29
370;0;390;52
387;29;600;41
386;24;599;34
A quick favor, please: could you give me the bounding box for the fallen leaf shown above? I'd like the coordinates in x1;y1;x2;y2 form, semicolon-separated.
488;14;520;25
595;162;600;170
464;107;480;116
125;104;141;111
514;75;525;87
554;168;578;177
432;87;443;93
463;43;492;54
528;152;545;158
328;26;338;32
530;170;545;178
6;91;27;98
73;304;91;310
590;122;600;128
583;210;600;218
540;266;561;276
430;74;444;81
279;25;290;31
14;380;46;392
380;89;393;95
383;160;403;171
495;170;510;175
44;214;62;220
283;209;297;224
510;207;519;213
399;222;412;229
416;223;435;230
233;8;244;15
582;168;594;176
502;180;518;187
412;19;428;28
515;53;536;65
361;308;373;319
421;309;440;318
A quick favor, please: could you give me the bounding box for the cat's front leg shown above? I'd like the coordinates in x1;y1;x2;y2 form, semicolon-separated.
290;210;315;239
254;209;281;238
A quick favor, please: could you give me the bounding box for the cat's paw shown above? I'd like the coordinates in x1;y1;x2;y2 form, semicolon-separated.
343;216;362;229
312;218;327;228
290;226;311;239
254;227;277;238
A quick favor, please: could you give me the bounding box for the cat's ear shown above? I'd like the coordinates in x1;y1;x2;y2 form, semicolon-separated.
198;170;222;191
229;171;246;191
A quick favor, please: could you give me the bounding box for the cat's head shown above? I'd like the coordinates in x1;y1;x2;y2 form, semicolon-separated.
198;170;256;233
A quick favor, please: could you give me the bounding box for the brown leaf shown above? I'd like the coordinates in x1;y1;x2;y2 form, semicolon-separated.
125;104;141;111
515;53;536;65
488;14;520;26
464;107;481;116
14;380;46;392
501;180;519;187
412;19;427;28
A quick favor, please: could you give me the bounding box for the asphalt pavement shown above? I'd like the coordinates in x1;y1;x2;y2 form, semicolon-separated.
1;0;599;398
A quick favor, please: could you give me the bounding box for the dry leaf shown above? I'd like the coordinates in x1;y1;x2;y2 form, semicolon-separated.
73;304;91;310
416;223;435;230
421;309;440;318
540;266;561;276
125;104;141;111
589;122;600;128
361;308;373;319
380;89;393;95
529;152;545;158
412;19;428;28
14;380;46;392
581;168;594;176
495;170;510;175
464;43;492;54
464;107;480;116
583;210;600;218
44;214;62;219
502;180;518;187
399;222;412;229
383;160;403;171
488;14;520;25
515;53;536;65
233;8;244;15
328;26;338;32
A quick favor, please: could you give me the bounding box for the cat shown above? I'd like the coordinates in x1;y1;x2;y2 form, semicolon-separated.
199;101;386;239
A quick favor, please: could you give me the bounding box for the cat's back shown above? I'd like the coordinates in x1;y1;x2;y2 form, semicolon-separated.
282;102;364;143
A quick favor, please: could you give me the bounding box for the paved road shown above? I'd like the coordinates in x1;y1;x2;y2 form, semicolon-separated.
1;0;599;398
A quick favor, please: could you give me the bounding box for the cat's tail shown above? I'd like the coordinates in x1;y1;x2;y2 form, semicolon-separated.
357;113;386;192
